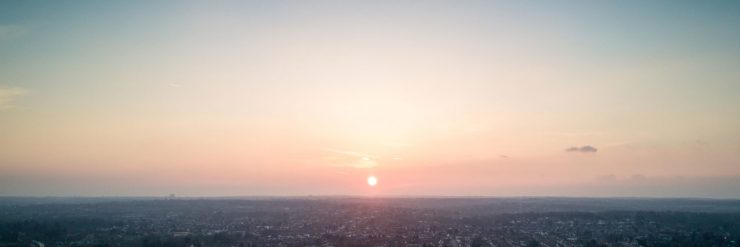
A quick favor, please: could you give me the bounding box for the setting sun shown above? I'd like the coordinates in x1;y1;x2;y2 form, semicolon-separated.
367;176;378;187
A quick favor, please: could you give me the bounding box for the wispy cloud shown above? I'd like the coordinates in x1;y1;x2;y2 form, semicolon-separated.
322;148;377;169
0;25;28;41
565;145;598;153
168;83;182;88
0;86;26;111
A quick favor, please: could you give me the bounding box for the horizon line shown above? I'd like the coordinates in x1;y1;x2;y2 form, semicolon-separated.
1;195;739;200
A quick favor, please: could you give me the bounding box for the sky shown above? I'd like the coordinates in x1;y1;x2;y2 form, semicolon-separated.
1;0;740;197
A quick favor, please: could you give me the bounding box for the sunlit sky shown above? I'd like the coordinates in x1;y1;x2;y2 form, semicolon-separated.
1;1;740;197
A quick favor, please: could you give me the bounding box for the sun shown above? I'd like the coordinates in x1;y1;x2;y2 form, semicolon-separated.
367;175;378;187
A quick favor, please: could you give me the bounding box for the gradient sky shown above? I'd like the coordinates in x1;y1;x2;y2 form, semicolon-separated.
1;0;740;197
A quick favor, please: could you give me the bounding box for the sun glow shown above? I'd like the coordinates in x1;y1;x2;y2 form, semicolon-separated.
367;175;378;187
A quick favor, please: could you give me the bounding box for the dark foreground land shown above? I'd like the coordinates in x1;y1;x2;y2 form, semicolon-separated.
1;197;740;247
